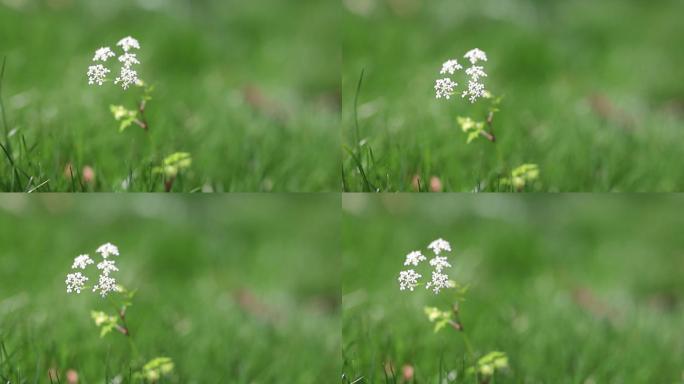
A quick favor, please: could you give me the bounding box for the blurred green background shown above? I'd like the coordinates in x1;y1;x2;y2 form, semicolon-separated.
342;0;684;191
0;194;339;383
343;195;684;382
0;0;339;191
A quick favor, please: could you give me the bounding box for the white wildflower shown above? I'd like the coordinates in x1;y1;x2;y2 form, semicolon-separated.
93;47;115;62
398;238;458;294
93;274;120;297
464;48;487;64
65;272;88;294
118;53;140;68
87;64;110;86
72;254;94;269
87;37;143;90
465;66;487;81
117;36;140;52
462;80;486;103
428;238;451;255
435;78;457;99
96;242;119;258
67;243;125;299
97;259;119;276
398;269;422;291
404;250;426;266
114;66;139;90
440;59;462;75
426;271;453;294
461;64;488;103
429;256;451;272
434;48;490;104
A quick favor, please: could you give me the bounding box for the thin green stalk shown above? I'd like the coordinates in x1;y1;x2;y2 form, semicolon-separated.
105;295;139;359
0;57;10;150
127;332;140;360
461;331;475;361
353;69;365;148
0;57;23;189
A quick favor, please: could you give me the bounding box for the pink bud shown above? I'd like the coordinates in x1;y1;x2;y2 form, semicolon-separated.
429;176;443;192
82;166;95;183
66;370;79;384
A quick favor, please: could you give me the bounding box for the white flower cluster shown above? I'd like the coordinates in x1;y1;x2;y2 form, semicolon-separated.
434;48;488;103
398;238;455;294
65;272;88;294
434;78;458;100
398;269;422;291
97;242;120;258
440;59;462;75
72;254;94;269
403;250;426;266
87;36;142;90
428;238;452;255
65;242;122;297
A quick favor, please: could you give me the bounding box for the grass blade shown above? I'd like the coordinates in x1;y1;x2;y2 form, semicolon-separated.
341;165;349;192
353;69;365;147
0;57;10;147
344;145;374;192
27;179;49;193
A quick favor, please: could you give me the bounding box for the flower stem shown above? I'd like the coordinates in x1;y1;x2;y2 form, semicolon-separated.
107;296;140;358
133;118;147;131
127;331;140;359
461;331;475;361
479;130;496;142
164;176;175;192
448;319;475;361
107;297;130;336
137;99;148;131
481;111;496;142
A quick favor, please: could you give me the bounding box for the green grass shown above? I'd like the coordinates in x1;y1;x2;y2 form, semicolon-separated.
0;0;339;192
342;194;684;383
0;195;340;383
342;0;684;192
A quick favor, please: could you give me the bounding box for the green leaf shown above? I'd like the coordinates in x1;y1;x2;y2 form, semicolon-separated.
91;311;111;326
470;351;509;377
142;83;155;101
109;105;138;132
457;116;476;132
90;310;119;338
433;318;449;333
153;152;192;178
457;116;486;143
134;357;175;381
100;322;115;337
424;306;453;333
110;105;136;120
500;164;540;191
467;131;480;143
119;119;133;132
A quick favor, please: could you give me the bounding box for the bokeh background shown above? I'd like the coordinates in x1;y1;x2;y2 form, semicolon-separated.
342;0;684;191
0;0;339;191
343;194;684;382
0;194;339;383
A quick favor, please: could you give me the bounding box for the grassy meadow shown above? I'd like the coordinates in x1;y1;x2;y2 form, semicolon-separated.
0;0;339;192
342;0;684;191
342;194;684;382
0;194;340;383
